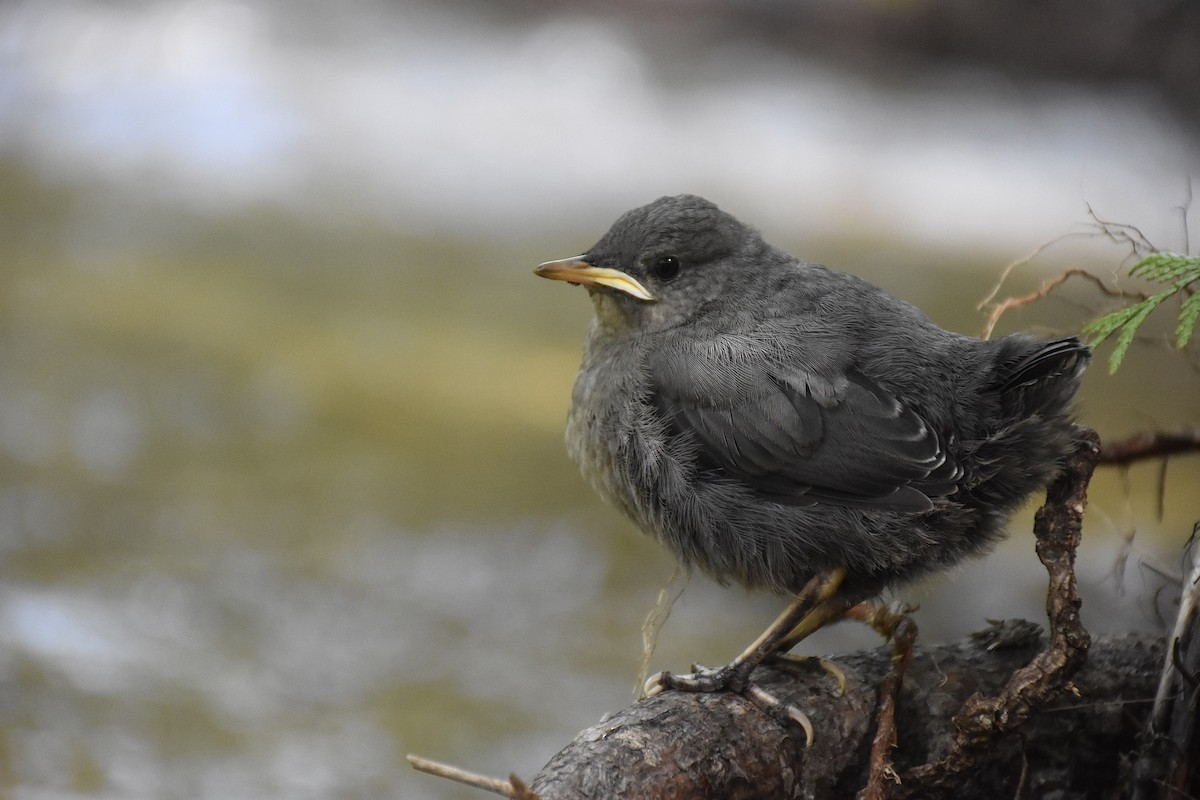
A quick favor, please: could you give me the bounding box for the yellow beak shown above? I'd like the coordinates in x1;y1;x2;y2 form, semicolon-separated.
533;256;655;302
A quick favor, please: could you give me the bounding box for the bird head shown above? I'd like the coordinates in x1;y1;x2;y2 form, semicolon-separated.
534;195;767;335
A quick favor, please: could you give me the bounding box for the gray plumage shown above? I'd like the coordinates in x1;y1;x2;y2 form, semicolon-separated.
539;195;1089;603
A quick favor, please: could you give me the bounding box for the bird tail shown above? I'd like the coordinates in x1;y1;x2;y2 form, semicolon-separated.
992;336;1090;419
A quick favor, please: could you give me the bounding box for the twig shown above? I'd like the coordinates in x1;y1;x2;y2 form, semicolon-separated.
977;235;1092;311
897;427;1100;798
976;203;1196;340
407;754;540;799
1174;178;1192;256
637;565;688;697
1086;204;1158;261
979;268;1144;339
853;604;918;800
1098;428;1200;467
1129;528;1200;800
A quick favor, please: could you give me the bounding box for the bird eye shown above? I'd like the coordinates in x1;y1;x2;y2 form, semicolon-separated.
652;255;681;281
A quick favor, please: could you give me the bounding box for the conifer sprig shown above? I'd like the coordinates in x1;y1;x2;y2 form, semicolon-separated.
1081;253;1200;373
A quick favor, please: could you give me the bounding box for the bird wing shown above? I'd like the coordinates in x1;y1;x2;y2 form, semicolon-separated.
649;336;961;512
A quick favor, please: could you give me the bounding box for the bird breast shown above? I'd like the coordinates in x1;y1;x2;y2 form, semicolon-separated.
565;333;665;535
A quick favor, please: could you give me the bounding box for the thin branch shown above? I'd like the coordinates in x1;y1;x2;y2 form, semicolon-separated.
857;605;918;800
1173;178;1192;257
637;565;688;697
1129;527;1200;799
979;268;1144;339
977;205;1189;340
1098;428;1200;466
406;754;539;799
1086;204;1159;260
897;427;1100;798
977;234;1095;312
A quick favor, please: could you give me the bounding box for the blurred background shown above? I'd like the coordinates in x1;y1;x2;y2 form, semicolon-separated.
1;0;1199;797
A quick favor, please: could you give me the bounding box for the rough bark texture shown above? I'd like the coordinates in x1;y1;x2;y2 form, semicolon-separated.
525;429;1163;799
527;633;1162;799
415;427;1200;798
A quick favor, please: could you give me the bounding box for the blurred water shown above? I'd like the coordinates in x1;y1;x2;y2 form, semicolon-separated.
2;0;1197;246
0;1;1198;798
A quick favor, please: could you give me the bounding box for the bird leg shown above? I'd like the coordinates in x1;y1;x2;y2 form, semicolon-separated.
741;568;856;669
759;585;863;695
768;596;914;694
644;568;853;739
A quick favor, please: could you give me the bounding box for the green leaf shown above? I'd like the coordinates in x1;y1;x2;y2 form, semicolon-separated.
1082;302;1147;345
1106;296;1166;373
1129;253;1200;283
1081;252;1199;373
1177;289;1200;349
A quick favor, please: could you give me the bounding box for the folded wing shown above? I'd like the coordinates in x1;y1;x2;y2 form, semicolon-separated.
651;345;962;512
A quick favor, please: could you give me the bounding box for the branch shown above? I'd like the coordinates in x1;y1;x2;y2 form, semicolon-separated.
978;267;1143;339
513;430;1131;799
406;755;540;799
896;426;1099;798
1130;529;1200;799
1098;428;1200;466
513;634;1161;799
412;430;1197;798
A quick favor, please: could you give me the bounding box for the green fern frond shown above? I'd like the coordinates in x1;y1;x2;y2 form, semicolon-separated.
1178;290;1200;348
1129;252;1200;283
1081;302;1145;343
1083;252;1200;374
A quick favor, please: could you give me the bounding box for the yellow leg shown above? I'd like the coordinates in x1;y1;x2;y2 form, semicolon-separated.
732;567;849;664
770;593;859;655
644;568;856;744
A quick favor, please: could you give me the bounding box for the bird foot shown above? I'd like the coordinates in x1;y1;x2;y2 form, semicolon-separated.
644;664;816;745
767;653;848;696
644;662;745;695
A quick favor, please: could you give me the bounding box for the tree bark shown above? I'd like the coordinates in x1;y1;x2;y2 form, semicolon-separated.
528;633;1163;800
414;431;1196;798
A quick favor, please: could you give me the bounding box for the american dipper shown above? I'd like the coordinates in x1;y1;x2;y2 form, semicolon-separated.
534;194;1089;721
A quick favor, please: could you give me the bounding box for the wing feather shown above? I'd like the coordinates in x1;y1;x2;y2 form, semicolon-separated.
651;344;961;512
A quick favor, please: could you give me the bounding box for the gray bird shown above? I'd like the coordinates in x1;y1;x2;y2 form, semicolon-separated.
534;194;1088;722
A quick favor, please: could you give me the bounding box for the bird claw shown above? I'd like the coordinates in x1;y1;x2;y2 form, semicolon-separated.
644;664;718;697
642;671;667;698
769;653;848;696
643;664;816;745
744;684;815;746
